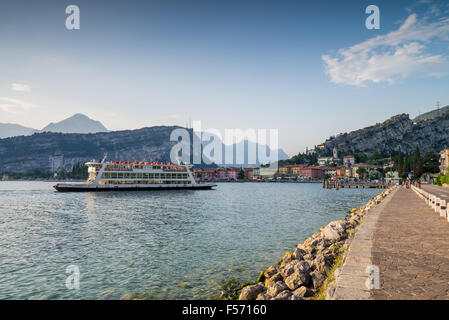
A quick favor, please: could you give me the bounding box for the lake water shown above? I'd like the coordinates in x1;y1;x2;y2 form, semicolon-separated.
0;181;381;299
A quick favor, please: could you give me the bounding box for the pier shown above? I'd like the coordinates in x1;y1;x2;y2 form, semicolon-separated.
322;180;389;189
331;184;449;300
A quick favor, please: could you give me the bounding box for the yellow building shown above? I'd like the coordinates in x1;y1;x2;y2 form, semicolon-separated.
278;167;288;175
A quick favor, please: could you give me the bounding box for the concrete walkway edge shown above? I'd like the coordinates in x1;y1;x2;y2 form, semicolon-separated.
329;187;398;300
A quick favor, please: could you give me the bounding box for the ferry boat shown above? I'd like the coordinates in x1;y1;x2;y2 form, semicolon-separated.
53;160;216;192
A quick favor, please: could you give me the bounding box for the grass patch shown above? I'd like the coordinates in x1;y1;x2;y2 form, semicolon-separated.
217;279;256;300
312;248;346;300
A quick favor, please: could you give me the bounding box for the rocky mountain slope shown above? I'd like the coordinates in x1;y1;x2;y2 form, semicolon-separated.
321;113;449;157
0;126;288;173
0;126;178;173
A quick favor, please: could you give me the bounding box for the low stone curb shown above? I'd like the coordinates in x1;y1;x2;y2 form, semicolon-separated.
411;185;449;222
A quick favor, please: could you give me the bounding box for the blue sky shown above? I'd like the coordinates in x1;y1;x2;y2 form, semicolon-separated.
0;0;449;155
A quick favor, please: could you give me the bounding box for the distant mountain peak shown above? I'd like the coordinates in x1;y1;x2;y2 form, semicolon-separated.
41;113;109;134
0;123;39;139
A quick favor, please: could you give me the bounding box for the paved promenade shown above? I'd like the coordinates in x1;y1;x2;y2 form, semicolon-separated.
372;187;449;300
422;184;449;198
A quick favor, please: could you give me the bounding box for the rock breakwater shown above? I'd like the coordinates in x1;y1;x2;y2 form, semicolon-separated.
239;187;395;300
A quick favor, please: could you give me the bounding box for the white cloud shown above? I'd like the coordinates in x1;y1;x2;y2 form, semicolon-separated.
0;97;37;114
11;83;31;92
322;14;449;87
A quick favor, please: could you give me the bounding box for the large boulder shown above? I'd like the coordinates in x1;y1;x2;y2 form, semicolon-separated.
239;284;265;300
285;269;311;290
281;261;312;291
281;252;294;265
322;220;347;243
293;286;314;297
272;290;293;300
266;272;283;286
310;271;326;289
292;247;306;260
312;253;334;274
256;293;267;300
264;266;278;279
279;260;310;278
266;281;288;298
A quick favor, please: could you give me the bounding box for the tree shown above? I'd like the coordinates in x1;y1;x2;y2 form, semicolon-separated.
413;146;424;178
238;168;245;180
423;150;439;173
395;147;404;175
356;167;367;179
355;152;367;163
58;168;67;180
369;150;382;165
369;170;382;180
68;162;88;179
401;156;411;178
376;167;385;178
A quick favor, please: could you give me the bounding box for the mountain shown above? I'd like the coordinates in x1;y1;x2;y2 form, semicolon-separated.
0;123;39;139
0;114;108;139
413;105;449;122
0;126;184;173
0;126;288;173
220;139;289;167
41;113;108;134
320;112;449;157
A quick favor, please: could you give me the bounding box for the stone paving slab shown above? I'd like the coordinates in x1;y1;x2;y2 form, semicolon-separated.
372;188;449;300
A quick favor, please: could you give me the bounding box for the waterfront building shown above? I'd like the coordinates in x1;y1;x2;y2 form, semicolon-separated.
278;166;289;175
318;157;333;166
307;166;324;179
288;164;305;176
385;171;401;185
278;164;323;179
335;167;346;178
439;149;449;174
226;167;239;181
382;160;395;170
201;168;217;181
216;168;227;180
323;167;337;177
252;167;261;180
244;168;254;180
345;168;352;178
343;155;355;167
194;167;262;181
305;147;316;155
351;163;377;178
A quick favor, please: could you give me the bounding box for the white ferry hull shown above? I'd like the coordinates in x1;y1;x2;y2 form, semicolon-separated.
54;183;217;192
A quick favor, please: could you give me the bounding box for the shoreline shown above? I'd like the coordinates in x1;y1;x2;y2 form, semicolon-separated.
238;186;396;300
